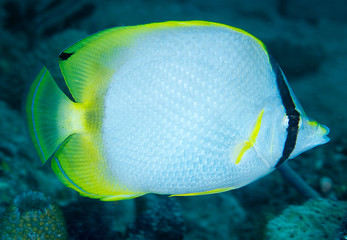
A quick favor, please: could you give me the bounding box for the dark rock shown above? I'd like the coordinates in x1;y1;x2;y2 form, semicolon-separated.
63;197;123;240
126;197;185;240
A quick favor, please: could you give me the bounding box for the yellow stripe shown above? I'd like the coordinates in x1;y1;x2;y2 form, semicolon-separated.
170;187;235;197
235;109;264;164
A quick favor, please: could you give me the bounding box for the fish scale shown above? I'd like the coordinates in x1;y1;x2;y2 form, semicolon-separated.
106;50;260;191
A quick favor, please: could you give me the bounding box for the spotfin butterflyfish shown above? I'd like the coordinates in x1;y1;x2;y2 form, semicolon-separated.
25;21;330;201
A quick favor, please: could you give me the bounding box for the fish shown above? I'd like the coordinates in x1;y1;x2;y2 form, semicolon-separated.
25;21;330;201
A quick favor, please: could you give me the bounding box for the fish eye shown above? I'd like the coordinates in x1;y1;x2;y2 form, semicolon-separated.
282;115;289;130
282;114;302;130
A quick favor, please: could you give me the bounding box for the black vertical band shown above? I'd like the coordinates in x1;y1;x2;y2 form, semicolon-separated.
269;55;300;168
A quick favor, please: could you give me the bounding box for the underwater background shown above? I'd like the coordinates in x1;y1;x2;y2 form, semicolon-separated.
0;0;346;239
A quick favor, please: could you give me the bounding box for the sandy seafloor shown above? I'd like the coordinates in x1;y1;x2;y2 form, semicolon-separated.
0;0;346;239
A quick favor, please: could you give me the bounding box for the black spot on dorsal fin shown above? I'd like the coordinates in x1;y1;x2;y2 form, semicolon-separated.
59;52;74;61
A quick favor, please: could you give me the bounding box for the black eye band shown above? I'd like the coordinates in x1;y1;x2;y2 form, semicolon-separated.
268;54;300;168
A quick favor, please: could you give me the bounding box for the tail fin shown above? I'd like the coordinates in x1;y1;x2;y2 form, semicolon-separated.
25;67;76;163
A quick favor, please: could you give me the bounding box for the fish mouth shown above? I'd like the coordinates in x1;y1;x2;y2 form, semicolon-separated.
317;124;330;144
306;119;330;145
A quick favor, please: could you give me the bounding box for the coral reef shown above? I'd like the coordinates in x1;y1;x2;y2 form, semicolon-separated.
0;191;67;240
266;198;347;239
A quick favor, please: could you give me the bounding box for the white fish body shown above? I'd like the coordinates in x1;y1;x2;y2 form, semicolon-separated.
26;21;329;200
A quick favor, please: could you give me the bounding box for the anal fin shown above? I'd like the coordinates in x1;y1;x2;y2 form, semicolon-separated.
170;187;235;197
52;133;144;201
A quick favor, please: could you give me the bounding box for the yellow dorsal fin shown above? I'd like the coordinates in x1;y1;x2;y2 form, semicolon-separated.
234;109;264;164
58;23;176;103
58;40;113;103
